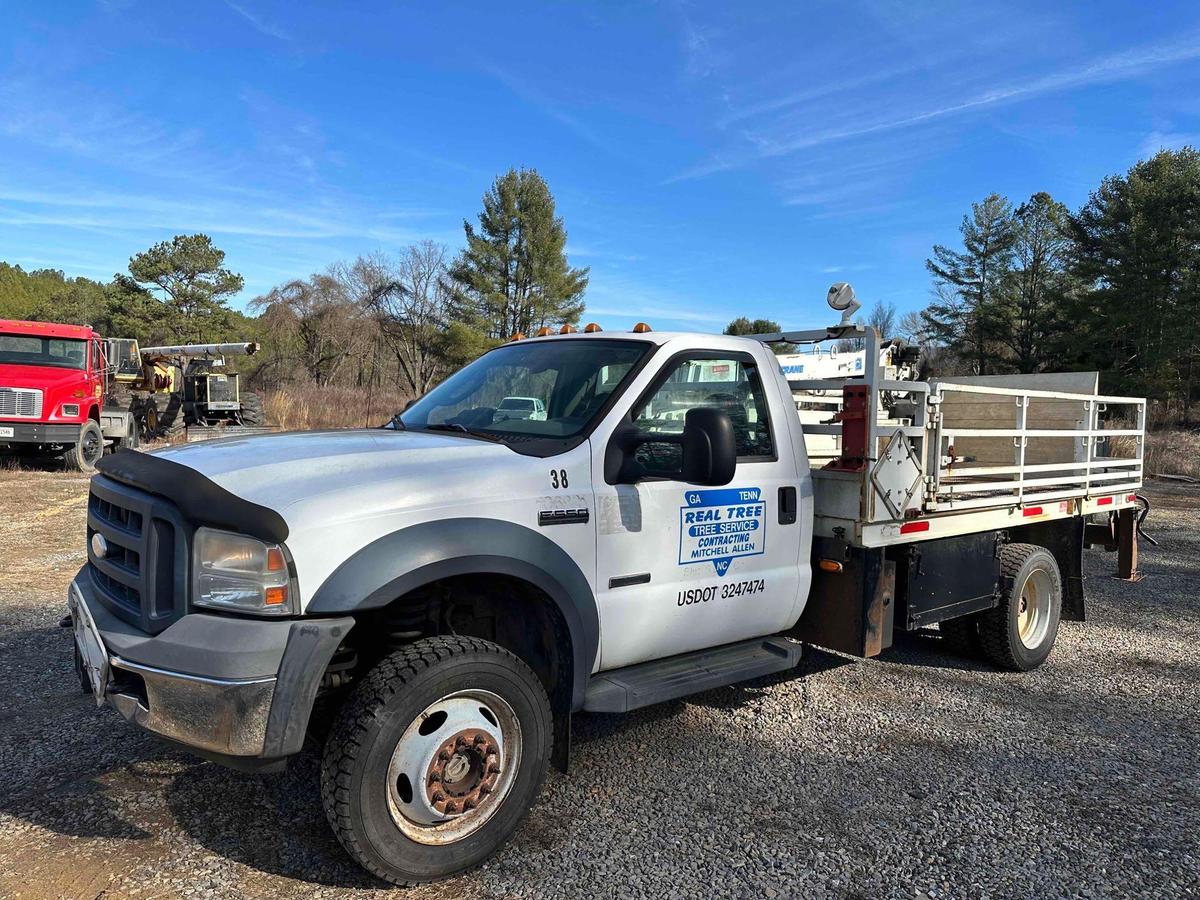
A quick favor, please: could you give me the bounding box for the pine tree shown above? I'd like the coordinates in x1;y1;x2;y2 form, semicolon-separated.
1071;148;1200;419
924;194;1016;374
998;192;1072;373
448;169;588;339
128;234;244;342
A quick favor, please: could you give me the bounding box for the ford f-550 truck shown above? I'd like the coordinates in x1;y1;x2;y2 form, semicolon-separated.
68;287;1146;885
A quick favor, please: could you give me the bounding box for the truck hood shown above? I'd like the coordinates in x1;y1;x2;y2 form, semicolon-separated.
0;363;86;391
151;428;520;526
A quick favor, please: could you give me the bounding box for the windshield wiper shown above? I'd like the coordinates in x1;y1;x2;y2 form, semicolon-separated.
421;423;505;442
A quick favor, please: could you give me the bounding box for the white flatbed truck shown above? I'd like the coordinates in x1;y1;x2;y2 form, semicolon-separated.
67;285;1146;884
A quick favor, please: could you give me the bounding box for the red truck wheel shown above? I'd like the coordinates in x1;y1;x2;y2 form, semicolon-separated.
63;421;104;473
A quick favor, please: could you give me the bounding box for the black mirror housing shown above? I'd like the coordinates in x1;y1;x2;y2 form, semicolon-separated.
680;408;737;485
605;407;737;486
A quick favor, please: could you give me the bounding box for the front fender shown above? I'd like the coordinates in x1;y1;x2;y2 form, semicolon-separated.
305;518;599;711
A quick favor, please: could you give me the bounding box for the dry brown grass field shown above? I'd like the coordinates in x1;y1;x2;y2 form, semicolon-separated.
261;384;410;432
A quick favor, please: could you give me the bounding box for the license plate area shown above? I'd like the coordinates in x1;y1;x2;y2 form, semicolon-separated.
0;426;13;438
70;591;110;705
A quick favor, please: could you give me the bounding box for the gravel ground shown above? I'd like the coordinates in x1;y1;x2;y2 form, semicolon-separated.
0;469;1197;899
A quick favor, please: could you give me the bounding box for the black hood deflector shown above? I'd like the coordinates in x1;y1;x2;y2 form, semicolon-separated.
97;450;289;543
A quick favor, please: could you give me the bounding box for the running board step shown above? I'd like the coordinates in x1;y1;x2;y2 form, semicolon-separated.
583;637;802;713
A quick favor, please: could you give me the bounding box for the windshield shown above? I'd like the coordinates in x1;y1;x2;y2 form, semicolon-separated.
400;339;650;445
0;334;88;370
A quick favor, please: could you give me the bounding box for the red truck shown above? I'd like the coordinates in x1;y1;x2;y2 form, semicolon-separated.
0;319;139;472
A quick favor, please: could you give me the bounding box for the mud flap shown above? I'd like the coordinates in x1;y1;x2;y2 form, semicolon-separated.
793;539;895;657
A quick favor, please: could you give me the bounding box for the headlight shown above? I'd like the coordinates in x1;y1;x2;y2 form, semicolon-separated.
59;403;80;417
192;527;295;616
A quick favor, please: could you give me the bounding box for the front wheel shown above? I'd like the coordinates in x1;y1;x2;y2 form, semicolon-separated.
321;636;552;886
62;421;104;473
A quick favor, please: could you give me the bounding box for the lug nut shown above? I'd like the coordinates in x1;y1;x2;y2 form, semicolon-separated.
433;791;445;803
445;801;458;813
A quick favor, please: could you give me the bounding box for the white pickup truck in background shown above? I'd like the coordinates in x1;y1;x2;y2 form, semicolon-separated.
68;284;1147;885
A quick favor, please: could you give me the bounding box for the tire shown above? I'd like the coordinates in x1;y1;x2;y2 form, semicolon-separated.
121;416;140;451
239;391;265;426
151;393;185;436
73;643;93;694
321;636;552;886
978;543;1062;671
939;615;981;658
62;421;104;473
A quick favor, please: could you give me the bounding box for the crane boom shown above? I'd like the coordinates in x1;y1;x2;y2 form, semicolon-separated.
140;341;259;358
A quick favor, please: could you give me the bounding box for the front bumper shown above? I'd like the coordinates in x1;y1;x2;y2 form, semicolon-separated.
0;421;82;444
68;568;353;768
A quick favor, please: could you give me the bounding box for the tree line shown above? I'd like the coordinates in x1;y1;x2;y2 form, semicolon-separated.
5;152;1198;423
0;168;587;400
722;148;1198;424
915;147;1200;422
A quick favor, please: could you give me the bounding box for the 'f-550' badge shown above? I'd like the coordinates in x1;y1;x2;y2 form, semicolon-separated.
679;487;765;577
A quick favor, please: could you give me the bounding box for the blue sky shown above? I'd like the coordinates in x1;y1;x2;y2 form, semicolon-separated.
2;1;1200;332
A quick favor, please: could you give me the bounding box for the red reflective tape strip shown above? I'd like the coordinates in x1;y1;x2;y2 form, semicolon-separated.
1023;506;1043;517
900;521;930;534
1097;496;1113;506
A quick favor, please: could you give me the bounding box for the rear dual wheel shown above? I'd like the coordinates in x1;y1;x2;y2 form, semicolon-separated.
979;543;1062;671
321;636;552;886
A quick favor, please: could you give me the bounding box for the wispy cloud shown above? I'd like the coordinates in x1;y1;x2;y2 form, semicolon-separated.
671;32;1200;182
483;65;636;163
676;4;719;80
223;1;292;41
0;184;448;244
717;61;926;128
1138;130;1200;159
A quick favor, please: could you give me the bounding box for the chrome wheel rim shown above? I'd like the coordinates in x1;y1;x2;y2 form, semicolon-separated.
1017;567;1053;649
386;690;521;845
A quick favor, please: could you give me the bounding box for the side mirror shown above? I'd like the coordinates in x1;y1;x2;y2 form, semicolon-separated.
679;407;737;485
605;407;737;486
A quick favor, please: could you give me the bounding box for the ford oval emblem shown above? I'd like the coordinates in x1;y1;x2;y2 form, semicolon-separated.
91;533;108;558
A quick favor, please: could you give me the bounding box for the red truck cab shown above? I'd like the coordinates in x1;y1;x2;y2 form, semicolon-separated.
0;319;137;471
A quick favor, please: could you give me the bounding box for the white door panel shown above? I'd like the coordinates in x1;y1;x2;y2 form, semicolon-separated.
591;343;808;671
595;476;802;669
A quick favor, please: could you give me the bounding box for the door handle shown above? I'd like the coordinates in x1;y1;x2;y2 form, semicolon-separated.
778;486;797;525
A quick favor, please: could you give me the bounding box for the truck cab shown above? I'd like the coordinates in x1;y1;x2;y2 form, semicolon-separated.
0;319;138;471
65;301;1145;886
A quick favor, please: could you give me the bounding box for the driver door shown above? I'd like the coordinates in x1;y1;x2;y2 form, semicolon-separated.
591;349;803;671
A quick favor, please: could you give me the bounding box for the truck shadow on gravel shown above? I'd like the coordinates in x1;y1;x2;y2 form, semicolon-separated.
162;749;393;889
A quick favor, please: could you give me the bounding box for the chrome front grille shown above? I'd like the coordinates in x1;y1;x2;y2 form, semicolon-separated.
87;475;190;634
0;387;43;418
